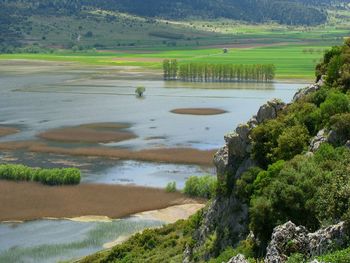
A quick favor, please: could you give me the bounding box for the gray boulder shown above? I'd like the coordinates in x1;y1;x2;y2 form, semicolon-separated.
214;145;229;180
227;254;249;263
293;83;321;102
309;129;329;152
265;221;348;263
256;99;285;124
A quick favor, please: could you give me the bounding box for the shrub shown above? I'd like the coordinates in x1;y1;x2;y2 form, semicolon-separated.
165;181;177;192
330;113;350;145
320;91;350;123
135;86;146;97
183;175;217;199
274;124;310;160
0;164;81;185
317;246;350;263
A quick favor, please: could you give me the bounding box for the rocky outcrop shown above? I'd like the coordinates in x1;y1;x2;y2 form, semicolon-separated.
309;128;349;152
265;221;348;263
184;99;286;262
256;99;285;123
293;76;325;102
184;81;324;262
309;129;329;152
227;254;249;263
214;99;285;180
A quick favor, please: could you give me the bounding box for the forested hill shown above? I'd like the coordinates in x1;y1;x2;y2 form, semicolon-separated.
0;0;331;26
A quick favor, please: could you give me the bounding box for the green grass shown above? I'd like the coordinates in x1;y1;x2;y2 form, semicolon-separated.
0;43;331;80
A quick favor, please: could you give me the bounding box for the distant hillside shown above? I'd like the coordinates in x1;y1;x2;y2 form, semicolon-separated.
4;0;328;25
0;0;348;51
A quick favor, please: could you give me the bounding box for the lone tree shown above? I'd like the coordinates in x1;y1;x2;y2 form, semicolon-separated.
135;86;146;97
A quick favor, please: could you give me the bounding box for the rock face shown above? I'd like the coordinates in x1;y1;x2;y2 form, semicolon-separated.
293;76;324;103
184;81;325;262
265;221;348;263
184;99;286;262
309;129;329;152
227;254;249;263
256;99;285;123
214;99;285;180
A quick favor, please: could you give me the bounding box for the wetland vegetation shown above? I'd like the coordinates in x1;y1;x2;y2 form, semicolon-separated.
0;164;81;185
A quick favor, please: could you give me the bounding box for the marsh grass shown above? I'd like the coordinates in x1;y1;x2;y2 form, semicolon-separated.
0;219;163;263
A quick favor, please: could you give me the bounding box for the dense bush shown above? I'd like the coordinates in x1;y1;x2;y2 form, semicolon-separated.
249;145;350;244
183;175;217;199
0;164;81;185
330;113;350;145
317;246;350;263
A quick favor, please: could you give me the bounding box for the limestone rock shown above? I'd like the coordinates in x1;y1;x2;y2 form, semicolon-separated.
293;84;321;102
256;99;285;124
309;129;329;152
227;254;249;263
265;221;348;263
225;132;248;158
214;145;229;179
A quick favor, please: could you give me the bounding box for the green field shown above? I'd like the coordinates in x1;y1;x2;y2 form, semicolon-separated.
2;8;350;81
0;43;335;80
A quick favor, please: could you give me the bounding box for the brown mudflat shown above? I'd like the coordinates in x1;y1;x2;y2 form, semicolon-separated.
38;123;136;143
0;141;216;166
0;181;200;222
0;127;19;137
170;108;227;116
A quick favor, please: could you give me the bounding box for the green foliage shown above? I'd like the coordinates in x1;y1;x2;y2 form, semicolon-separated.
209;238;256;263
317;246;350;263
0;164;81;185
177;62;276;83
135;86;146;97
286;253;306;263
236;167;263;202
320;91;350;123
165;181;177;193
330;113;350;145
275;124;310;160
249;145;350;244
163;59;178;80
80;213;203;263
183;175;217;199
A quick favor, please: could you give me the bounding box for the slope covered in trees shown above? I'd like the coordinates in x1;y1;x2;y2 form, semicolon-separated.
0;0;330;26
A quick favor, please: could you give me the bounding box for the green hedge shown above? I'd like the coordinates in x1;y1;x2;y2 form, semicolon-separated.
0;164;81;185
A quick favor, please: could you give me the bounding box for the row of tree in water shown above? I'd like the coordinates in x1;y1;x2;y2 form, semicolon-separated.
163;59;276;82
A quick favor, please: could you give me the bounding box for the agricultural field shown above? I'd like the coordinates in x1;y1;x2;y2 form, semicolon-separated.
0;44;334;80
2;8;350;80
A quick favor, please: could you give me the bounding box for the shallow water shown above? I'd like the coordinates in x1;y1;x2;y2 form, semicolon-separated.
84;160;215;189
0;62;305;262
0;217;163;263
0;63;304;150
